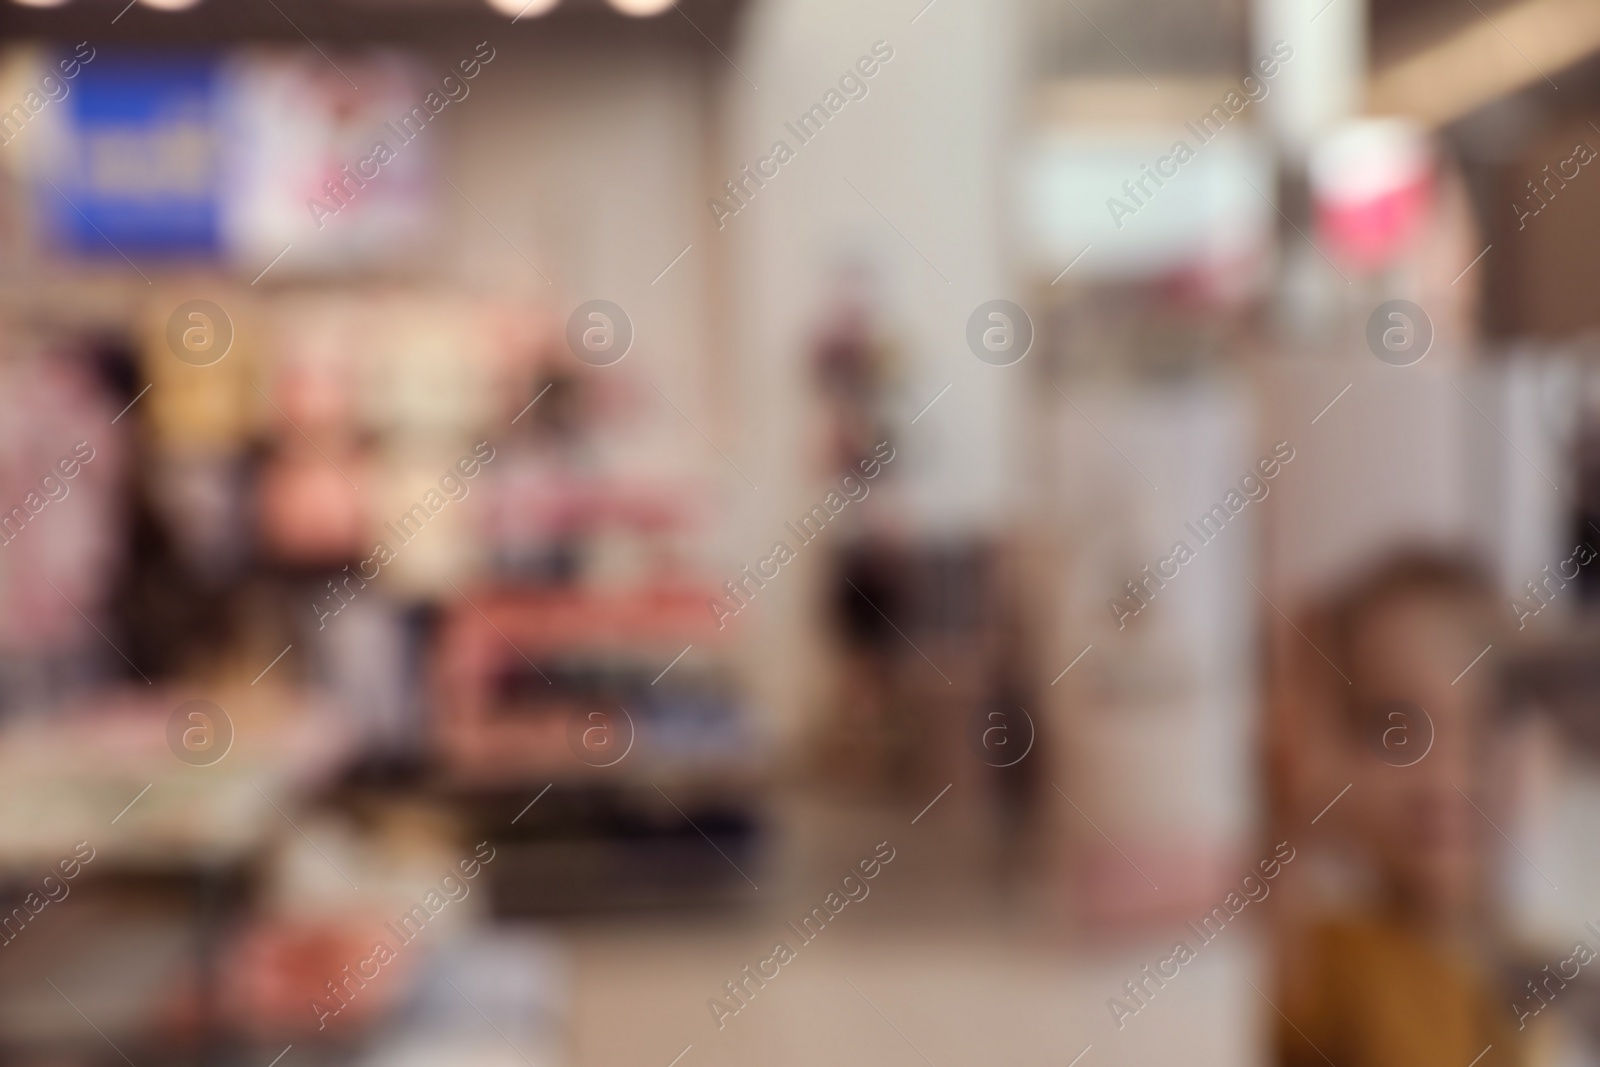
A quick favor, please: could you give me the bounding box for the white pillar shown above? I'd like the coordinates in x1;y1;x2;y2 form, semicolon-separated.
1253;0;1368;159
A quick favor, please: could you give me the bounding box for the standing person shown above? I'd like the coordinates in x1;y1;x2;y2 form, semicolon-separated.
1274;552;1525;1067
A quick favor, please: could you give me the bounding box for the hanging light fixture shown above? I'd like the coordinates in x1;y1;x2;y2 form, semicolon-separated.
486;0;559;16
607;0;673;15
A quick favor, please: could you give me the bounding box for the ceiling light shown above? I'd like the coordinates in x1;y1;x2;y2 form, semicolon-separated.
10;0;71;8
487;0;559;15
139;0;205;9
608;0;673;15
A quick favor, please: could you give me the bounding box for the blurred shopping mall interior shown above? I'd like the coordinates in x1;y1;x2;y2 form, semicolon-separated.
2;0;1600;1064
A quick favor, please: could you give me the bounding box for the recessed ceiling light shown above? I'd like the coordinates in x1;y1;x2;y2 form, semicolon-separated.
139;0;205;9
11;0;71;8
487;0;559;16
608;0;672;15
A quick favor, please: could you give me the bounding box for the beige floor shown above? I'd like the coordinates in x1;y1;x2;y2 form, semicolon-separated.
561;793;1267;1067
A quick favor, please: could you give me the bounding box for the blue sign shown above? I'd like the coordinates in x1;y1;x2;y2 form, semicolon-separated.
47;51;222;258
